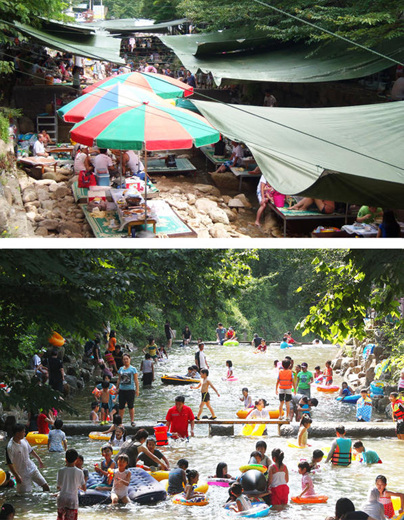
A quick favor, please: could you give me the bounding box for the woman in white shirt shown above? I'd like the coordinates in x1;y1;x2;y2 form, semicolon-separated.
73;145;92;174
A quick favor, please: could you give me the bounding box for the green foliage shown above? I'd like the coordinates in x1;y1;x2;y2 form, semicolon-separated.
296;250;404;344
140;0;181;22
176;0;404;46
0;107;22;143
103;0;142;19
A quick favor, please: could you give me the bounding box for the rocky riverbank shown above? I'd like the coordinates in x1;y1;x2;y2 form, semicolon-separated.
0;148;287;238
331;338;395;415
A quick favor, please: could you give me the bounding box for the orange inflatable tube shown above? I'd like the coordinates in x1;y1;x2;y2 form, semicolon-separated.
49;332;65;347
291;495;328;504
236;409;279;419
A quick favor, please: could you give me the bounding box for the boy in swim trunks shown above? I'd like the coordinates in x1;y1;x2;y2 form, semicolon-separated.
191;369;220;420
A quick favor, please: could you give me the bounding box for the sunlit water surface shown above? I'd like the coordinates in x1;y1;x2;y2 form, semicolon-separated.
2;343;402;520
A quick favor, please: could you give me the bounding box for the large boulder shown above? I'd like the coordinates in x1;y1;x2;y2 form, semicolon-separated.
234;193;252;209
195;198;217;214
210;223;230;238
209;207;229;225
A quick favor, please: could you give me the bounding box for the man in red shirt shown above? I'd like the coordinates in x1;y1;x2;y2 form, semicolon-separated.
166;396;195;439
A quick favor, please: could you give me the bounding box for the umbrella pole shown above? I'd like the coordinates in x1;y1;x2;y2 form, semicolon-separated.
120;151;123;188
144;146;148;230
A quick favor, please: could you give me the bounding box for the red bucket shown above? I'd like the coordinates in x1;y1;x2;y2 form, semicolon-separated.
273;193;286;207
154;425;168;446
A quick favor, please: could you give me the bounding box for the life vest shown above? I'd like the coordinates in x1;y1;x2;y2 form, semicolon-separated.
331;438;352;466
278;369;293;390
392;398;404;421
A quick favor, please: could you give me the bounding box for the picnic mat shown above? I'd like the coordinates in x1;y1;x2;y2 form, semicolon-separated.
146;157;196;173
82;200;196;238
274;206;342;217
72;181;159;203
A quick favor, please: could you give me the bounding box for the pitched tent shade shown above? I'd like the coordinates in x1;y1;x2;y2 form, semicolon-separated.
194;100;404;208
159;30;404;85
86;18;188;35
9;20;124;64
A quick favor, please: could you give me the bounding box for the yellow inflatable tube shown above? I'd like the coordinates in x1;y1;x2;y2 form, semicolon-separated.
239;464;267;474
172;493;209;506
88;431;112;441
26;431;48;446
161;479;209;494
149;470;169;482
242;424;266;436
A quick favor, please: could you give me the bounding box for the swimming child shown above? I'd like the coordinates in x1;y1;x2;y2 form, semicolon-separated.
191;369;220;420
255;440;271;467
398;369;404;395
240;387;253;409
356;388;372;422
210;462;233;479
137;436;170;471
48;419;67;452
94;445;115;490
297;461;315;498
339;382;354;397
375;475;404;518
297;416;312;448
75;454;89;482
324;360;333;385
57;449;86;520
89;402;100;423
255;339;267;353
225;360;234;379
276;359;297;420
353;441;382;464
286;332;297;344
273;360;282;372
99;381;113;423
361;487;386;520
140;353;154;387
111;454;131;505
185;366;194;378
0;504;15;520
183;469;204;500
280;337;290;350
105;414;123;439
297;396;311;417
227;482;252;512
248;451;263;465
158;345;168;359
167;459;188;495
268;448;289;505
143;337;158;363
110;426;126;447
314;366;323;382
309;449;324;472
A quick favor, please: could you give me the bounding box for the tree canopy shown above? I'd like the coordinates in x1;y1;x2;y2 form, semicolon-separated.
176;0;404;47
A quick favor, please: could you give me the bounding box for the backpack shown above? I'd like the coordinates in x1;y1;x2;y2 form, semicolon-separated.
78;170;97;188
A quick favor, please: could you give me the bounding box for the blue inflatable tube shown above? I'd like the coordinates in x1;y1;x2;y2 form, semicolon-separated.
79;468;167;506
226;503;271;518
336;394;361;403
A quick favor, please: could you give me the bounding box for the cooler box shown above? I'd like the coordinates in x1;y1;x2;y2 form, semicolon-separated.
96;172;110;187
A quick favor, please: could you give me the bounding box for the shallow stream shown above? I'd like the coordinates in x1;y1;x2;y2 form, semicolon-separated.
2;343;403;520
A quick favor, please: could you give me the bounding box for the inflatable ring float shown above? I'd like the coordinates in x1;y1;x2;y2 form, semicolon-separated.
291;495;328;504
228;504;271;518
336;394;360;403
161;375;200;385
226;376;239;382
161;480;208;494
223;340;239;346
26;431;48;446
237;409;279;419
287;443;306;449
239;464;267;474
149;470;169;482
49;331;65;347
316;385;339;393
241;424;266;437
172;493;209;506
0;469;7;486
207;478;234;487
88;431;112;441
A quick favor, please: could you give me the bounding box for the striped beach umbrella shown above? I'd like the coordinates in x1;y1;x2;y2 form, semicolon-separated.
70;102;219;151
82;71;193;99
58;83;165;123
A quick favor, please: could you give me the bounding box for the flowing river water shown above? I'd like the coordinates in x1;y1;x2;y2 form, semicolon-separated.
2;342;403;520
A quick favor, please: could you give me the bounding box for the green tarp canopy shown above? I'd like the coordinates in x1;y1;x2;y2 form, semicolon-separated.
8;19;124;64
88;18;188;35
159;30;404;85
194;100;404;208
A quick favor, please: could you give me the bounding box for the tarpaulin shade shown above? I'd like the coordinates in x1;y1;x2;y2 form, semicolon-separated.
160;30;404;85
10;20;124;64
194;100;404;208
87;18;188;34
